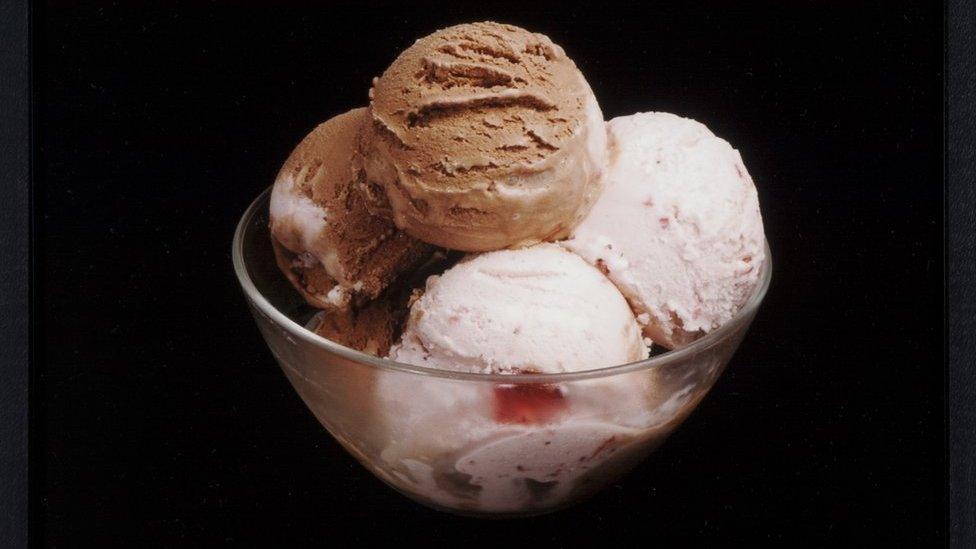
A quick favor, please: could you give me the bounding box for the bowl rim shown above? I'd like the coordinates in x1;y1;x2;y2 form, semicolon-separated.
233;187;772;383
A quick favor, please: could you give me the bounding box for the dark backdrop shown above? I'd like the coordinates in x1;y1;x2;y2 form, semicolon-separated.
34;1;944;545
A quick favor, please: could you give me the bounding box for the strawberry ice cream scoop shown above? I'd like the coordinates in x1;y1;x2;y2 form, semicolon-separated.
373;243;651;511
388;243;648;373
562;112;766;349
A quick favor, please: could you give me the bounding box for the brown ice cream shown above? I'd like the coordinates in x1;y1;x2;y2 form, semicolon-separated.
270;108;434;309
310;249;462;356
360;22;607;251
311;293;407;357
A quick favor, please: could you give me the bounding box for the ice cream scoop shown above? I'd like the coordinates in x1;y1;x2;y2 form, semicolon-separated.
270;108;434;309
389;243;648;373
375;244;659;512
360;21;607;251
562;112;766;348
310;294;407;357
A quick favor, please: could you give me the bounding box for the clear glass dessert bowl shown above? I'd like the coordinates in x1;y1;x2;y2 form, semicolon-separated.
233;188;772;517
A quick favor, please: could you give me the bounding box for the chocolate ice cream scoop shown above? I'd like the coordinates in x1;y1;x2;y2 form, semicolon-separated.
270;107;434;309
360;22;607;251
311;294;406;357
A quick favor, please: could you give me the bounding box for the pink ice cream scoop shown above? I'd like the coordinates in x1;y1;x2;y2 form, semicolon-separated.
389;243;648;373
374;243;652;512
562;112;766;349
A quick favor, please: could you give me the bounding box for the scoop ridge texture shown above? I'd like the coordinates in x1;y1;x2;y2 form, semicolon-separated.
362;22;606;251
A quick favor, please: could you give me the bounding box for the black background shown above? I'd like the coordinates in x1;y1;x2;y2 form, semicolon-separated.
34;1;944;546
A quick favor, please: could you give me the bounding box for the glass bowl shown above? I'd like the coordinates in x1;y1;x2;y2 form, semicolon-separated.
232;188;771;517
